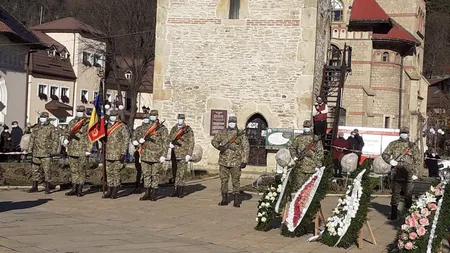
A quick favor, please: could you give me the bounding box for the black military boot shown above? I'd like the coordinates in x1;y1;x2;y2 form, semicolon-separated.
27;181;38;193
389;205;398;220
177;186;184;199
218;193;228;206
102;187;112;199
44;182;51;194
132;182;142;194
65;184;78;196
170;187;179;197
405;198;413;210
233;193;241;208
150;188;157;201
77;184;85;197
110;187;119;199
139;188;151;201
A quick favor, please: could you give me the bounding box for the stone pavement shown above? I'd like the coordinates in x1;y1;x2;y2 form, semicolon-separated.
0;178;398;253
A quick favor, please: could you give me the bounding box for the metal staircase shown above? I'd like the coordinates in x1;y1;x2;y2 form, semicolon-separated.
320;44;352;149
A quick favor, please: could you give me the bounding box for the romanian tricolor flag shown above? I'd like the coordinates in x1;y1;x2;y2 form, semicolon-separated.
88;95;106;143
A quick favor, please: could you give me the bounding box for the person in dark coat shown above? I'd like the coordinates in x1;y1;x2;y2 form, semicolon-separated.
347;129;364;163
332;132;349;178
0;125;11;162
11;121;23;162
425;149;440;177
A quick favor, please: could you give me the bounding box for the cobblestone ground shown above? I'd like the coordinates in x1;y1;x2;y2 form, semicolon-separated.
0;178;398;253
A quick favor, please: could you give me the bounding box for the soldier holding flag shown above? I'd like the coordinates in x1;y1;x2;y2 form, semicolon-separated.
102;110;130;199
168;114;195;198
131;110;168;201
63;106;91;197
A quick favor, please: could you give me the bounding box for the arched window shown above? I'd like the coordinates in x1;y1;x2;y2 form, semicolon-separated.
382;52;389;62
332;0;344;22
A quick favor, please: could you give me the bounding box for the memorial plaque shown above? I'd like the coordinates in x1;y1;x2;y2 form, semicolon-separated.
210;110;227;136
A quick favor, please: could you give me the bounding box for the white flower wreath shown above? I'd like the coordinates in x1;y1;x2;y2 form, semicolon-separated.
325;169;366;246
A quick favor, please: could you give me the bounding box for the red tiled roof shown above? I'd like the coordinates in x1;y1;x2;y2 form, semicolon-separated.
0;6;42;46
350;0;390;22
31;17;102;36
30;50;76;81
373;20;420;45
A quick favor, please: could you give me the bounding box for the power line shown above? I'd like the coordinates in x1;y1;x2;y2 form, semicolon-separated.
0;29;154;47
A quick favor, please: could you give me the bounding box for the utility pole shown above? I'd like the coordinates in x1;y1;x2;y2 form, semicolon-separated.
39;6;43;24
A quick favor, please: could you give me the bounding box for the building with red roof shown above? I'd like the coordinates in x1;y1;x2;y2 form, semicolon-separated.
0;6;44;126
329;0;428;138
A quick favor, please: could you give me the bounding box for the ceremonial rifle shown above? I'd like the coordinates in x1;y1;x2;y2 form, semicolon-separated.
221;128;247;151
171;125;191;146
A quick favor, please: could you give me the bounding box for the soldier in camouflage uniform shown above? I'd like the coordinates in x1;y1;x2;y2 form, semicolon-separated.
103;110;130;199
131;110;168;201
211;116;249;208
63;106;92;197
382;126;421;220
288;120;324;191
27;112;59;194
168;114;195;198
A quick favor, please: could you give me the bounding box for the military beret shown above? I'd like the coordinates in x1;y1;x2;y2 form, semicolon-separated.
109;110;119;116
40;112;49;117
76;105;86;112
303;120;312;127
400;126;409;133
228;116;237;123
11;121;18;125
150;110;158;116
178;114;185;119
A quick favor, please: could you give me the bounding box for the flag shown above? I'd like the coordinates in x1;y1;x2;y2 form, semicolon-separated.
88;94;106;143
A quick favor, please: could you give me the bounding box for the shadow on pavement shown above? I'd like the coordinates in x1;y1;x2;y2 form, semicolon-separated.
371;202;391;218
0;199;52;212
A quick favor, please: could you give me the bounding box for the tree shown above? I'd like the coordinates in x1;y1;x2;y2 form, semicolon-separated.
78;0;156;127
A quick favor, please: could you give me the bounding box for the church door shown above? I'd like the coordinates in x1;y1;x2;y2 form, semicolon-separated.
245;114;267;166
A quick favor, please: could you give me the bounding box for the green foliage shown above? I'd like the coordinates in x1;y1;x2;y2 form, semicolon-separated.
321;159;374;248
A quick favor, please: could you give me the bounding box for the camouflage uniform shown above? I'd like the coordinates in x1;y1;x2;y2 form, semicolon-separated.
382;126;421;220
168;114;195;198
64;106;92;197
131;110;168;201
27;112;59;194
211;116;249;207
288;120;324;191
103;110;130;199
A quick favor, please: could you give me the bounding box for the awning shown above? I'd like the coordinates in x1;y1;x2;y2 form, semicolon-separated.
45;100;73;111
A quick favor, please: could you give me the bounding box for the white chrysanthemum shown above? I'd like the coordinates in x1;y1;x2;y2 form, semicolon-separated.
272;192;277;197
261;217;267;222
255;217;259;222
257;212;262;217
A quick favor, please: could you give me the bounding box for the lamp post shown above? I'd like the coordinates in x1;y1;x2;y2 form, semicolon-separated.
429;127;445;151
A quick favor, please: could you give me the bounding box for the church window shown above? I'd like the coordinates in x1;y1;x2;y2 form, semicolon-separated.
382;52;389;62
332;0;344;22
229;0;240;19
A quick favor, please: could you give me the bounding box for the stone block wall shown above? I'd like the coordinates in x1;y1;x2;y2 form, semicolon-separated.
153;0;330;169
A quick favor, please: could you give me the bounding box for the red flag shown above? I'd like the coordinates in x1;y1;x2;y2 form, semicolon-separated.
88;95;106;142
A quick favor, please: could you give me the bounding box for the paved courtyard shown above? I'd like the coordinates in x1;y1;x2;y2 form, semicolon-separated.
0;178;398;253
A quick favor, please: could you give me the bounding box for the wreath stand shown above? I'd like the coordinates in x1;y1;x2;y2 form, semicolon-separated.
357;220;377;249
314;207;326;236
281;202;327;237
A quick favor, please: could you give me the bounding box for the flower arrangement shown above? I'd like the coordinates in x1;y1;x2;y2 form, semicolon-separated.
284;167;324;232
280;166;332;237
395;182;450;253
322;159;373;248
254;171;285;231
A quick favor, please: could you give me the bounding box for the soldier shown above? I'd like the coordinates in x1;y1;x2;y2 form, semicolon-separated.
382;126;421;220
27;112;59;194
211;115;249;208
288;120;324;188
103;110;130;199
168;114;195;198
63;106;91;197
131;110;168;201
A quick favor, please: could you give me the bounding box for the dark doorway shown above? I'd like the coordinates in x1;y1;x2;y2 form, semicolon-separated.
245;113;268;166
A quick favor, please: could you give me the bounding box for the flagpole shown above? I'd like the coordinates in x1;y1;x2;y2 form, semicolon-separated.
101;78;107;195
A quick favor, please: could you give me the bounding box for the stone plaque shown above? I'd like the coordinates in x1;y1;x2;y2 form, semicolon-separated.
210;110;227;136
